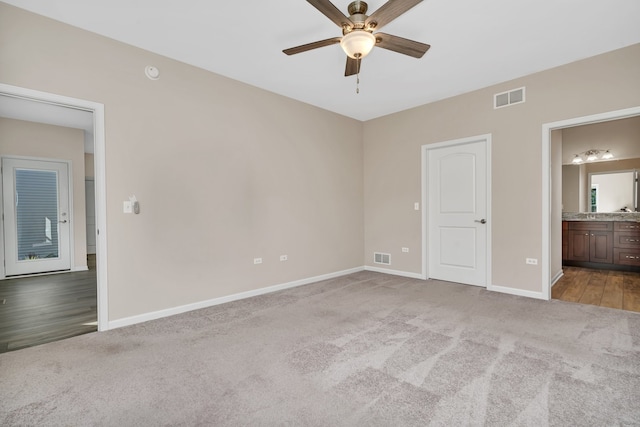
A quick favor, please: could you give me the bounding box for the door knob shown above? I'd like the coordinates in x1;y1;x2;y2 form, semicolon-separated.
59;220;68;223
474;219;486;224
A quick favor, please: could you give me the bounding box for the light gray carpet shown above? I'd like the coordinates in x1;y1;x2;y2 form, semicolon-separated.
1;271;639;426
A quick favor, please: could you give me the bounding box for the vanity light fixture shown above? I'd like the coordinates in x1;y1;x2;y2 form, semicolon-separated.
601;150;614;160
571;149;614;164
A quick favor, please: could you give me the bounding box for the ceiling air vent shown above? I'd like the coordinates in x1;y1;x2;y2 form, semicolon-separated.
494;87;525;109
374;252;391;265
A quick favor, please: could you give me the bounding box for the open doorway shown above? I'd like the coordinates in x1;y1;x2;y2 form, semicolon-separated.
0;84;108;352
542;106;640;312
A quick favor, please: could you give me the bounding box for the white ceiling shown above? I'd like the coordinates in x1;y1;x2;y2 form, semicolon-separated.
3;0;640;121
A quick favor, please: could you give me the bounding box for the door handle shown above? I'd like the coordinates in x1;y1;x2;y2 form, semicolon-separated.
474;219;486;224
59;220;68;223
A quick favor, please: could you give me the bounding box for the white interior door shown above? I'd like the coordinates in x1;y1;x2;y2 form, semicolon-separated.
2;158;71;276
428;138;489;286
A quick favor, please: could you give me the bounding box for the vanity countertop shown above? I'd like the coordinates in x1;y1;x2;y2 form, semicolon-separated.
562;212;640;222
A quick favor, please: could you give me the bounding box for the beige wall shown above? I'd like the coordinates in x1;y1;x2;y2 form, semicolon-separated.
364;43;640;293
562;116;640;211
562;165;581;212
0;3;363;320
586;158;640;174
562;115;640;164
0;117;87;270
84;153;94;178
2;2;639;315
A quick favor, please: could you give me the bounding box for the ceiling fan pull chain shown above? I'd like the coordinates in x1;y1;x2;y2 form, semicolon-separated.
356;56;361;94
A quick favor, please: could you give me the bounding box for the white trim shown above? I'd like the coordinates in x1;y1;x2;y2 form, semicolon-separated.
541;105;640;301
72;266;89;272
108;266;365;330
489;284;545;300
364;265;424;279
67;160;76;272
421;134;492;288
0;83;109;331
551;270;564;288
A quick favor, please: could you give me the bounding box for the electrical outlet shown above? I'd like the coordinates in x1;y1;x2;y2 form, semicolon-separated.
402;247;409;253
526;258;538;265
280;255;288;261
253;258;262;265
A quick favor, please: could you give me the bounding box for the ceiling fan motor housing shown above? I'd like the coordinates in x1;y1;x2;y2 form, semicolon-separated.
344;1;370;33
348;1;368;15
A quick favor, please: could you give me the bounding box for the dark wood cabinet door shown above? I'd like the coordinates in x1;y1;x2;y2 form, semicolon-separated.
590;231;613;264
567;230;590;261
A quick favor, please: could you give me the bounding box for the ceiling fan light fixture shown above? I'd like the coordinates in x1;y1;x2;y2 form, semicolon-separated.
340;30;376;59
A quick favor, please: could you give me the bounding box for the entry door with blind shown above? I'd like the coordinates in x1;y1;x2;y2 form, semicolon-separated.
2;158;71;276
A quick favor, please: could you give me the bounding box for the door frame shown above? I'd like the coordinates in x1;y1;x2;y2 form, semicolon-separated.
541;105;640;301
85;178;96;255
0;83;109;331
421;134;493;288
2;156;74;275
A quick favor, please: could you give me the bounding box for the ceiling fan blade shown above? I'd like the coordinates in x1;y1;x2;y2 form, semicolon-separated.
307;0;354;29
374;33;430;58
365;0;423;31
283;37;342;55
345;56;360;76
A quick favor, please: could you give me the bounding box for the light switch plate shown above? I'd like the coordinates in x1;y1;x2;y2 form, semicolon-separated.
123;201;132;213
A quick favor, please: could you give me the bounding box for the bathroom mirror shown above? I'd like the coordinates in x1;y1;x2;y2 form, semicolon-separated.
562;160;640;213
589;170;638;212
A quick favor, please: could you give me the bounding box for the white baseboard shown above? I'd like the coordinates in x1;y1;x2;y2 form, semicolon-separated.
107;266;365;330
364;265;425;280
551;270;564;287
73;266;89;272
488;284;546;300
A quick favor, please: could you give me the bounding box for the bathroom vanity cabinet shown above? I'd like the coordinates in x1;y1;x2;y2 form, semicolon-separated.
562;220;640;271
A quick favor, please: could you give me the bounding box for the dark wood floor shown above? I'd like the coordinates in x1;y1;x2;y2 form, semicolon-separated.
0;261;97;353
552;266;640;312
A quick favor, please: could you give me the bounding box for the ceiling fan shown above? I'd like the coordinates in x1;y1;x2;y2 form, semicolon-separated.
283;0;430;79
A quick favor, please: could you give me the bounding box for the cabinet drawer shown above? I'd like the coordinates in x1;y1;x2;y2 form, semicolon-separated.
613;232;640;249
614;222;640;231
568;221;613;231
613;248;640;266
